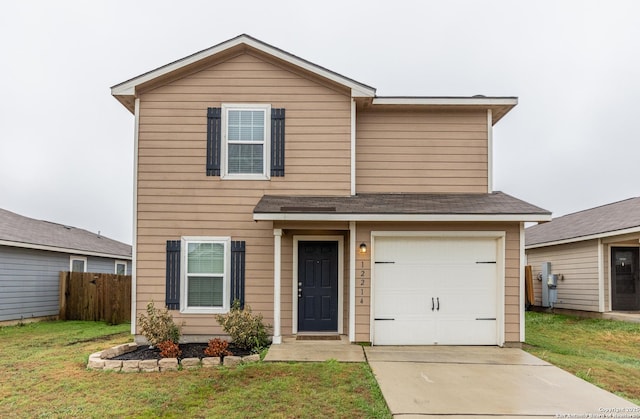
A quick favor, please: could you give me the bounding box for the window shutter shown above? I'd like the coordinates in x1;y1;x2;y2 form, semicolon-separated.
166;240;181;310
206;107;222;176
271;108;285;177
230;240;246;309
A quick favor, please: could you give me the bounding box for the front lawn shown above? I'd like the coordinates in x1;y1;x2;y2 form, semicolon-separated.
524;311;640;404
0;321;390;418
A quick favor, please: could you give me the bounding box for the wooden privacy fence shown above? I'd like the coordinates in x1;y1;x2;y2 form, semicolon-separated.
59;272;131;324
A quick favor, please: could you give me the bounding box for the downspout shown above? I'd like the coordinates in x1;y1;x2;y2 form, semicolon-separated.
350;97;356;196
487;109;493;193
598;239;604;312
131;98;140;334
519;222;525;342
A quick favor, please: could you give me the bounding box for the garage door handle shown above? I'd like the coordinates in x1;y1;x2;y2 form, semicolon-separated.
374;318;395;321
476;318;496;321
431;297;435;311
436;297;440;311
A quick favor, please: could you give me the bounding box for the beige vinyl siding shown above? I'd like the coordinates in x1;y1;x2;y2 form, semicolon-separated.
526;240;600;312
135;52;352;336
355;222;521;344
356;109;488;193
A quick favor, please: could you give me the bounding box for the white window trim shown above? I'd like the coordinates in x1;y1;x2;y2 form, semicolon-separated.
180;236;231;314
115;260;128;275
221;103;271;180
70;256;87;272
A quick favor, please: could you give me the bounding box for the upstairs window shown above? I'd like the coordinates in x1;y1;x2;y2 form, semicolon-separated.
207;106;285;178
222;104;271;179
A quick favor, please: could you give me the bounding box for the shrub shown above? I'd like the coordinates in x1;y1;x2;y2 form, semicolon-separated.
137;301;181;347
157;340;181;358
215;300;271;352
204;338;233;357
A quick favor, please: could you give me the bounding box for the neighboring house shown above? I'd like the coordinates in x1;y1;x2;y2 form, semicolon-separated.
526;197;640;313
0;208;132;322
111;34;550;346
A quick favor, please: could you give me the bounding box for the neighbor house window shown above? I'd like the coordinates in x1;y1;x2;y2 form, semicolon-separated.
70;256;87;272
115;261;127;275
222;104;270;179
181;237;230;313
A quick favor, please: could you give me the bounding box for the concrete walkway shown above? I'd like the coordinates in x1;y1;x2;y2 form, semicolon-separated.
365;346;638;418
263;336;366;362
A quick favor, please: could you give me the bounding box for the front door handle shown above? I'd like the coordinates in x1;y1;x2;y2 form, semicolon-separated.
437;297;440;311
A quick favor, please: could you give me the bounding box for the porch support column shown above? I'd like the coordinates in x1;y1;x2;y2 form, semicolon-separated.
349;221;356;342
273;228;283;344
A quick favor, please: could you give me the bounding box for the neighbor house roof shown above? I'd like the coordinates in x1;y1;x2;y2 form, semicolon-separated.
0;208;131;259
253;192;551;222
526;197;640;248
111;34;517;124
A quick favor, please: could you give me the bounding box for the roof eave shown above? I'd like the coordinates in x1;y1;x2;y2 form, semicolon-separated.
371;96;518;124
525;225;640;249
254;213;551;222
110;34;376;109
0;239;132;260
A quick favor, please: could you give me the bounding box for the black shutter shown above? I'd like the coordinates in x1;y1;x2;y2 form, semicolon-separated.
165;240;181;310
206;107;222;176
230;240;246;309
271;108;285;177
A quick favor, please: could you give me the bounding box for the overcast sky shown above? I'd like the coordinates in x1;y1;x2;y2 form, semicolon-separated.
1;1;639;244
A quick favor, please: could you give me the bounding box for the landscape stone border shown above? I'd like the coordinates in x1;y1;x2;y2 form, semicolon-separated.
87;343;261;372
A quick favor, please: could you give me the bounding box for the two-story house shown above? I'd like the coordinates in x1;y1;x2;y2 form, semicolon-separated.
112;34;550;346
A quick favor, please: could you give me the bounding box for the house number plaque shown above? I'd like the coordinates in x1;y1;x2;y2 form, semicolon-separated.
359;261;369;305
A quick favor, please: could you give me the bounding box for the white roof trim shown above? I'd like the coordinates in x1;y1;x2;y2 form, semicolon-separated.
254;213;551;222
112;34;376;98
0;239;132;260
371;97;518;106
525;225;640;249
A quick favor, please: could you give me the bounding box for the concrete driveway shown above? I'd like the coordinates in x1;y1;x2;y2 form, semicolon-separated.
365;346;638;418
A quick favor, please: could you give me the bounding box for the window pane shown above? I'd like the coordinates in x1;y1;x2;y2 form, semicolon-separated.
187;276;223;307
72;260;85;272
227;109;264;142
116;263;126;275
228;144;264;174
187;242;224;274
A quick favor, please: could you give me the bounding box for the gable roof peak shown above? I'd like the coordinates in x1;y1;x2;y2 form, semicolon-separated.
111;33;377;112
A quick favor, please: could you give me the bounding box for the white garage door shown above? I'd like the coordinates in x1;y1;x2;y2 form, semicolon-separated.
373;236;500;345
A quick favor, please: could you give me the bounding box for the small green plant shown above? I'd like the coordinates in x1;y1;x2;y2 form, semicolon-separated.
156;340;181;358
204;338;233;357
215;300;271;351
137;301;181;347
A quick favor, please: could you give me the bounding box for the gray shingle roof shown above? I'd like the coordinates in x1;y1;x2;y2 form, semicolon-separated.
0;208;131;258
526;197;640;247
254;192;550;217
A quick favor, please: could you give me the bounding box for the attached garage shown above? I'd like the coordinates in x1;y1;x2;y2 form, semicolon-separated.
371;233;504;346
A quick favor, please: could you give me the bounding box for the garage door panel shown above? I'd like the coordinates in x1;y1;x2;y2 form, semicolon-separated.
373;236;500;346
374;290;431;317
374;317;437;345
374;265;432;290
437;317;497;345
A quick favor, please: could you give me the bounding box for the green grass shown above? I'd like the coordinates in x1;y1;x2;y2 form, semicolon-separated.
524;311;640;404
0;321;390;418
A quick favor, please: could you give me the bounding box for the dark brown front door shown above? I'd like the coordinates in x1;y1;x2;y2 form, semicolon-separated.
298;241;338;332
611;247;640;310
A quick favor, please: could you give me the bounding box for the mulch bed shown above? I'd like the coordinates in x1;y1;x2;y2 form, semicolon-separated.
112;343;253;361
